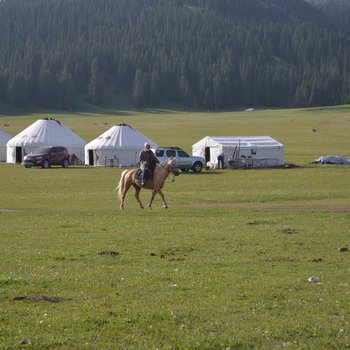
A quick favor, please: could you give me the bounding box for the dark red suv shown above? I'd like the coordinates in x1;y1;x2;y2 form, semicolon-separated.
23;146;70;168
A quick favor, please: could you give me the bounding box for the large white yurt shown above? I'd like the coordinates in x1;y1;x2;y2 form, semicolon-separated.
6;118;86;164
0;128;12;161
192;136;284;168
85;123;158;166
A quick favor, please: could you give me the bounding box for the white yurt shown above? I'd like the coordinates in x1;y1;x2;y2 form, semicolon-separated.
85;123;158;166
192;136;284;168
0;128;12;161
6;118;86;164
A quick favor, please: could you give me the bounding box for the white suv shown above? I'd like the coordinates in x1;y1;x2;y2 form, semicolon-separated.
154;147;205;173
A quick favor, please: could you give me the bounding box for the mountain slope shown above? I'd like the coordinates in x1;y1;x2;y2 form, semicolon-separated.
0;0;349;110
306;0;350;27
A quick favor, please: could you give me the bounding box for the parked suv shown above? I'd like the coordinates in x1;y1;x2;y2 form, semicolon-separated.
154;147;205;173
23;146;70;168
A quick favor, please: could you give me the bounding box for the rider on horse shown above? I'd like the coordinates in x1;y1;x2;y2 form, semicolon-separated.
139;143;159;186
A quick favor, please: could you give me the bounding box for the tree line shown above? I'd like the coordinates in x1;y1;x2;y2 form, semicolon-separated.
0;0;349;110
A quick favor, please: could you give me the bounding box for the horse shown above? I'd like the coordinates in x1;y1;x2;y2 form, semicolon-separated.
117;158;180;210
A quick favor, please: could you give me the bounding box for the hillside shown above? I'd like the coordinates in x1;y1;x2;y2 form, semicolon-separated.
0;0;349;111
306;0;350;25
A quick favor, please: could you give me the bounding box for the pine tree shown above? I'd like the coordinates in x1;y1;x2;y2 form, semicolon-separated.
26;56;41;105
142;73;152;106
88;58;104;106
132;69;145;107
180;75;193;109
293;83;308;107
60;72;76;110
7;75;29;108
150;70;161;107
203;86;214;110
38;69;60;108
213;72;224;110
0;75;6;100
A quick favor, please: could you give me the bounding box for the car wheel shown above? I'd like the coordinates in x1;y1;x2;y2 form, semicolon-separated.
62;159;69;168
42;160;50;169
24;165;31;168
181;168;190;173
192;162;203;173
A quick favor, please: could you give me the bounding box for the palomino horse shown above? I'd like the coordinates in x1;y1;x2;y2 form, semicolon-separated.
117;158;180;209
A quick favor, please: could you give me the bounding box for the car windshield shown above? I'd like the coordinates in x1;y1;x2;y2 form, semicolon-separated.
33;147;50;154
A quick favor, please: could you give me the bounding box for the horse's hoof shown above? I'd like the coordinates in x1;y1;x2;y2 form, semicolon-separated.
139;205;144;209
163;205;168;209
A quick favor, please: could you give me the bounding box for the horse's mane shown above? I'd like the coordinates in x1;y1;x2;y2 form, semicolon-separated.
158;158;174;168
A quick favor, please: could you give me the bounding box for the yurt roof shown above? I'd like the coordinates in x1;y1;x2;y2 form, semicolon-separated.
85;123;158;150
6;118;86;147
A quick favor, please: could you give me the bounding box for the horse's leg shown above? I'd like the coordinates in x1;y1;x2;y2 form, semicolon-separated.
118;170;132;210
147;189;168;209
157;189;168;209
133;184;144;209
120;182;132;210
147;189;158;209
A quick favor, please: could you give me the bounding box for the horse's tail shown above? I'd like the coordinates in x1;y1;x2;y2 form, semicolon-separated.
117;170;129;200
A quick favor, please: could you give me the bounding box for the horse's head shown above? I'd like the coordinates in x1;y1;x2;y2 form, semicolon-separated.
165;157;180;176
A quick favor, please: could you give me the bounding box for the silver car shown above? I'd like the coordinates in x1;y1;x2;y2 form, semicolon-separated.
154;147;205;173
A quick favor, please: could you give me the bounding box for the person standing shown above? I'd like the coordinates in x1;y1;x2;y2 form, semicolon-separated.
217;151;225;169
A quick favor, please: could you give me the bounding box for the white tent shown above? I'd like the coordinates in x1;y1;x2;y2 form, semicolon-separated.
0;128;12;161
192;136;284;168
84;123;158;167
6;118;86;164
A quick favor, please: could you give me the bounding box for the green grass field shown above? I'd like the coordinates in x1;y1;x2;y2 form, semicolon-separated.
0;106;349;349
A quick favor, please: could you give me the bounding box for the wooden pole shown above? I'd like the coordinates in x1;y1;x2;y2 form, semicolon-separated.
235;140;240;168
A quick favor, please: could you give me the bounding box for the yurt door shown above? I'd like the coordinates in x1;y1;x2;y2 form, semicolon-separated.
205;147;211;163
15;147;22;163
88;150;94;165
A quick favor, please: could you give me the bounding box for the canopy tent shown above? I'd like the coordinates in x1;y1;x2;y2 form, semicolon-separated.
84;123;158;166
0;128;12;161
192;136;284;168
6;118;86;164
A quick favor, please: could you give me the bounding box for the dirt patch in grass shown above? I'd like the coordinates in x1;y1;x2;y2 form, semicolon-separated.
13;294;69;303
281;227;300;234
98;251;119;257
150;247;194;262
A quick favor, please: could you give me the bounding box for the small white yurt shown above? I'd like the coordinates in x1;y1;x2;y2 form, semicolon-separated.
6;118;86;164
192;136;284;168
85;123;158;166
0;128;12;161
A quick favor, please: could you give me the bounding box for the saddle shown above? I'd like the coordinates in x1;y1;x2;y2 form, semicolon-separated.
135;161;151;183
135;168;151;180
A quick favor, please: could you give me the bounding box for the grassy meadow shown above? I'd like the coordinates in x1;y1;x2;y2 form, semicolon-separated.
0;106;350;349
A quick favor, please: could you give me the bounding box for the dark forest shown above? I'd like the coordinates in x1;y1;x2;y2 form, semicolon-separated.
0;0;350;110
